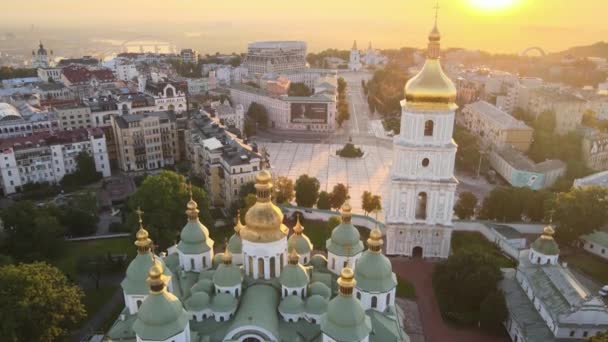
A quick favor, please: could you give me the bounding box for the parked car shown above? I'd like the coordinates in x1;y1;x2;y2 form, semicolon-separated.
599;285;608;297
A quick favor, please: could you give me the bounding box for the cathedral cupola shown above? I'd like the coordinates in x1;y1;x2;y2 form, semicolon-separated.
227;210;244;265
288;215;313;264
176;183;214;272
279;249;310;298
212;247;243;298
326;201;364;275
529;225;560;265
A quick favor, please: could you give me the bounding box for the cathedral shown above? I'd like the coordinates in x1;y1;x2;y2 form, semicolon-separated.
384;18;458;259
32;41;52;68
106;162;408;341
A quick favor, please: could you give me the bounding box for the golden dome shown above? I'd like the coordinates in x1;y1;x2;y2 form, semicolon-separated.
147;258;169;293
367;225;384;251
134;207;152;252
293;215;304;234
222;246;233;264
340;200;353;223
234;210;244;235
288;248;300;264
541;225;556;240
404;20;457;109
185;183;200;220
337;265;356;294
241;167;288;243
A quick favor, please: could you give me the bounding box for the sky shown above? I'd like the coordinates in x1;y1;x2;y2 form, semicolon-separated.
2;0;608;53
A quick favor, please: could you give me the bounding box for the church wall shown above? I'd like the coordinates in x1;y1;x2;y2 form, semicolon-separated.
242;238;287;279
136;322;190;342
327;253;361;276
178;250;213;272
354;287;396;312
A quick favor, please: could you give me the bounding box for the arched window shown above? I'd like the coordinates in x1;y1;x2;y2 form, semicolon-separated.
424;120;434;137
270;256;276;278
284;289;288;297
193;315;196;321
202;256;207;268
371;296;377;308
356;292;361;300
190;258;195;270
387;293;391;306
236;288;239;297
258;258;264;279
166;87;174;97
416;192;427;220
331;257;335;270
136;300;142;308
248;256;254;276
292;290;297;296
537;257;541;264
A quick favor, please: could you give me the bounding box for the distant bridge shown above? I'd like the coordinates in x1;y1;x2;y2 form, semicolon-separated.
520;47;546;57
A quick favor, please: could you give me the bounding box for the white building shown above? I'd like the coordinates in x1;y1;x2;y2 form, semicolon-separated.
501;226;608;341
0;128;110;195
348;40;362;72
385;20;456;259
245;41;307;75
204;100;245;133
37;67;62;83
0;102;61;139
31;42;52;68
362;41;388;67
580;231;608;261
144;78;188;113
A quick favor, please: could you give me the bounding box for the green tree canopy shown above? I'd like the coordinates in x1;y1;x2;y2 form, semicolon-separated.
479;187;553;223
295;174;320;208
317;191;332;210
274;176;295;204
288;82;312;97
126;171;212;250
60;152;103;190
361;191;382;215
553;186;608;244
329;183;349;209
588;331;608;342
479;290;508;333
454;191;478;220
0;262;86;342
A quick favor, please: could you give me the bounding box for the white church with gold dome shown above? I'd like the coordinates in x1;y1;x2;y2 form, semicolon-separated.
106;156;409;341
385;15;458;259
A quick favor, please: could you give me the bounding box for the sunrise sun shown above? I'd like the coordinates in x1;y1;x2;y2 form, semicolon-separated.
470;0;517;11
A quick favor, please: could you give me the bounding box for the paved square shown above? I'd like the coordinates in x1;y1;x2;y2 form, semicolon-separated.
264;142;393;215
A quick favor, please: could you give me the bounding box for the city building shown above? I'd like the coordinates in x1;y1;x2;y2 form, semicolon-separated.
385;19;457;259
111;111;179;172
0;102;60;139
580;231;608;261
528;87;586;134
105;165;407;341
230;84;336;132
489;145;566;190
61;65;117;99
0;128;110;195
33;83;73;101
586;95;608;121
54;104;92;130
581;128;608;171
348;40;362;71
180;49;198;64
245;41;307;74
106;57;139;81
37;66;63;83
143;77;188;113
203;100;245;133
31;42;52;68
362;41;388;67
187;113;260;207
460;100;533;151
186;78;209;95
501;226;608;341
574;170;608;188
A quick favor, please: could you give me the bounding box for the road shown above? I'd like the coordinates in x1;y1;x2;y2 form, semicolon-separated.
339;70;374;137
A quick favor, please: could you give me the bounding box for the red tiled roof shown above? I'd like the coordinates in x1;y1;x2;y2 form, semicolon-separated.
62;65;115;84
0;127;104;151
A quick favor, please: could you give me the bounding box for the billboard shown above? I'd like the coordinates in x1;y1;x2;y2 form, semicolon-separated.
290;102;328;124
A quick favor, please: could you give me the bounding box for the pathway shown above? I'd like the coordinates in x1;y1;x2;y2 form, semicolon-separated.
391;258;508;342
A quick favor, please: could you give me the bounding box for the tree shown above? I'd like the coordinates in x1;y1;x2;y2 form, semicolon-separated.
0;262;86;342
329;183;349;209
479;290;508;333
337;77;347;94
288;82;312;96
127;171;212;250
533;110;557;133
433;251;503;326
246;102;269;130
295;174;320;208
274;176;295;204
1;201;66;262
328;216;342;229
454;192;478;220
317;191;332;210
370;195;382;214
362;191;382;215
60;152;102;190
553;186;608;244
588;332;608;342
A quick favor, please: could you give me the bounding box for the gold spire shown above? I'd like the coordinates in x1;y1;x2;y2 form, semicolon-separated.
337;263;356;296
340;200;353;223
185;182;200;221
367;224;384;252
541;225;556;240
234;210;244;235
293;214;304;235
134;207;152;253
147;258;168;294
288;248;300;265
222;244;233;265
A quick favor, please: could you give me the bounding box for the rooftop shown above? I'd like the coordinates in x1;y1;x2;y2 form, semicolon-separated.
495;145;566;173
62;65;115;84
465;100;531;130
581;231;608;248
574;170;608;188
0;127;104;151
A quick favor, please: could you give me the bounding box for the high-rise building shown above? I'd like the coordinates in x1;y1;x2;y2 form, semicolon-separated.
385;18;457;259
244;41;307;74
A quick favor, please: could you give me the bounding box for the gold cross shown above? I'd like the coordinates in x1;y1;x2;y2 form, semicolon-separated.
136;206;144;224
434;1;440;25
186;181;193;200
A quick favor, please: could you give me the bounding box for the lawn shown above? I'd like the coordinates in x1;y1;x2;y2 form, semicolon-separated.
563;252;608;286
83;286;120;319
296;217;370;250
396;275;416;299
451;231;516;268
52;237;135;277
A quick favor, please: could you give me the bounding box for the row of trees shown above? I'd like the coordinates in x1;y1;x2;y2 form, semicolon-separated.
305;49;350;68
336;77;350;127
0;66;37;80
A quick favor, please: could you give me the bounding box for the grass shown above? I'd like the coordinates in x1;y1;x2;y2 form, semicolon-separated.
563;252;608;285
297;217;370;250
52;237;135;277
451;231;516;268
396;275;416;299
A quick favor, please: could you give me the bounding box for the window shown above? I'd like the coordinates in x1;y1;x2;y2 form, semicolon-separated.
416;192;428;220
570;331;575;337
583;332;588;338
422;158;430;167
190;258;195;270
424;120;434;136
356;292;361;300
387;293;391;306
371;296;377;308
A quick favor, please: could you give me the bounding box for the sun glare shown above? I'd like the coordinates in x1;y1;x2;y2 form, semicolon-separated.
470;0;517;11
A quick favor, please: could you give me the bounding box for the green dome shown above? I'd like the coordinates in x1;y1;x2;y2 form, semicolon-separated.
326;222;364;256
211;292;238;313
305;295;328;314
213;253;224;267
279;263;309;288
309;282;331;299
321;295;371;341
133;291;189;341
185;292;210;311
279;295;304;314
288;234;313;255
198;269;215;280
191;279;214;294
177;220;213;255
355;251;397;293
213;263;243;287
531;237;560;256
228;233;242;254
309;254;328;269
122;253;172;295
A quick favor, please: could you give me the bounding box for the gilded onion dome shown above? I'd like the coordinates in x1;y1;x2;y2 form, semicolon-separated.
531;225;560;256
404;18;457;109
242;164;288;243
288;215;313;256
355;226;397;293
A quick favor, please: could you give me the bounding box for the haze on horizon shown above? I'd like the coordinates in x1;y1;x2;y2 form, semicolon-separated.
2;0;607;54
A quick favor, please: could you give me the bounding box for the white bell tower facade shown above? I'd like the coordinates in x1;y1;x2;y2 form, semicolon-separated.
385;14;458;259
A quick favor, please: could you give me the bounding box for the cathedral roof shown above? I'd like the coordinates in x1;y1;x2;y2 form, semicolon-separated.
227;234;242;254
279;262;309;288
177;194;214;255
326;202;364;256
531;225;560;256
122;253;173;295
185;291;210;311
305;294;329;314
288;218;313;255
210;292;238;313
309;281;332;299
279;295;305;314
355;252;397;293
212;263;243;288
190;278;214;294
227;284;281;340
